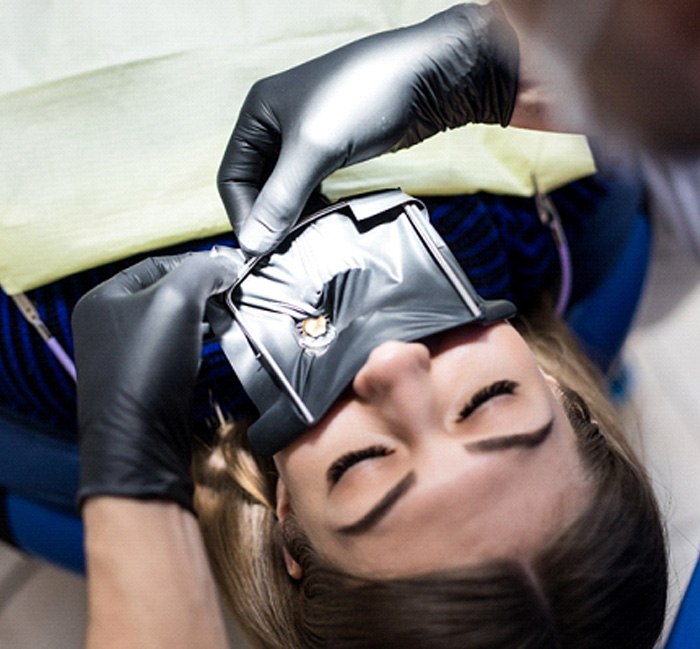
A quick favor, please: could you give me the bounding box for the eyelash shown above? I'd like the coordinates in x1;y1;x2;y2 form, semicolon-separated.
327;445;393;484
327;380;518;484
458;380;518;420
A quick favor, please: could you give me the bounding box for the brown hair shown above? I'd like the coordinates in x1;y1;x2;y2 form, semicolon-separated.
193;310;667;648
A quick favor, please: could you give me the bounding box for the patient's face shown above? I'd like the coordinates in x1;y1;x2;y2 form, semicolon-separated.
274;322;592;578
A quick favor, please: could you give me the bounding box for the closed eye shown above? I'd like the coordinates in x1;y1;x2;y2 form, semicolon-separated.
327;445;394;485
457;380;518;421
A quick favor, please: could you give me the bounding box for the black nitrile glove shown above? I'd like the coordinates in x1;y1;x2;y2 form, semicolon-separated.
72;251;240;512
218;2;519;256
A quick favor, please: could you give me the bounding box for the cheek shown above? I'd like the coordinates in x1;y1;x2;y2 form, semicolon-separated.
274;456;326;537
274;445;315;515
274;446;319;496
439;324;541;380
274;460;332;549
274;418;352;516
492;326;542;369
273;399;348;480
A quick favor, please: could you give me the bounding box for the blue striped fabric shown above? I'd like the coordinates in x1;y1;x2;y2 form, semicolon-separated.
0;177;609;443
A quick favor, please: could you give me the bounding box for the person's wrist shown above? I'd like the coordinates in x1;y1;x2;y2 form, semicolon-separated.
78;427;195;514
77;388;196;510
78;466;195;514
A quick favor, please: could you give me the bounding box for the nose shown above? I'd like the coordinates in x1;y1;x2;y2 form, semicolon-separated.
352;340;431;402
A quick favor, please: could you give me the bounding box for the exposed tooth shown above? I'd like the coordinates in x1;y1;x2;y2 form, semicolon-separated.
301;315;329;338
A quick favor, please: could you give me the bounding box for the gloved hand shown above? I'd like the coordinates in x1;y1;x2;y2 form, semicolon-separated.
218;3;519;256
72;251;240;512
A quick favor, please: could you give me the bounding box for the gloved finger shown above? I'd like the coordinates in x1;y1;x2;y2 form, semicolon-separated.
217;137;264;234
217;100;282;234
218;175;259;236
154;250;242;307
84;254;192;302
238;142;344;256
217;131;281;234
84;251;239;307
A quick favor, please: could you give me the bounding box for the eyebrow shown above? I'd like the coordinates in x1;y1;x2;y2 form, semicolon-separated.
337;472;416;536
336;419;554;537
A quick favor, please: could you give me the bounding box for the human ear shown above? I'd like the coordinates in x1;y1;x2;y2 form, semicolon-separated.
275;477;292;520
281;545;303;580
275;479;304;580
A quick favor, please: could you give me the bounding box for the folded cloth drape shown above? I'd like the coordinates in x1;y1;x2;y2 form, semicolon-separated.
0;0;594;294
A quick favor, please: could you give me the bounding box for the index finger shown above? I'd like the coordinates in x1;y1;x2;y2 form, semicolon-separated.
87;255;192;301
217;108;282;234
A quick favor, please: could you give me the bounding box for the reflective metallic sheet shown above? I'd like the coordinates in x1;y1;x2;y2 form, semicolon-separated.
211;190;515;455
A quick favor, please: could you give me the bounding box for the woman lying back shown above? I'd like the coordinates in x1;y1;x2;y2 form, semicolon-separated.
193;215;666;648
